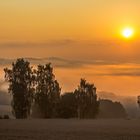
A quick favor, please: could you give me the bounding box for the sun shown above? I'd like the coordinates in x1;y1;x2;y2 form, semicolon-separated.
122;28;134;38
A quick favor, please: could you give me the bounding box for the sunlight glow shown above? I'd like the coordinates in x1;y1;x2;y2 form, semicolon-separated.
122;28;134;38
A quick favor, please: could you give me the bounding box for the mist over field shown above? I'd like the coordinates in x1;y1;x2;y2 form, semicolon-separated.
98;91;140;118
0;88;139;118
1;0;140;140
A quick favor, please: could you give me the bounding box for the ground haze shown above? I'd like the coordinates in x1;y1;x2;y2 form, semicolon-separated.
0;119;140;140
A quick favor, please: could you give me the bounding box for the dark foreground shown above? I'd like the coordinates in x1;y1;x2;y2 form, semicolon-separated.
0;119;140;140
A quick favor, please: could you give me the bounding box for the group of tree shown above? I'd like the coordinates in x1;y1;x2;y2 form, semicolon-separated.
57;79;99;119
4;58;99;119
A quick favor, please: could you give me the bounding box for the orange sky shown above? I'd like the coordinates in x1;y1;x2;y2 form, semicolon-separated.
0;0;140;96
1;0;140;41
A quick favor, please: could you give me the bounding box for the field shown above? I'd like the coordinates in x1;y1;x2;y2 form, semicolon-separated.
0;119;140;140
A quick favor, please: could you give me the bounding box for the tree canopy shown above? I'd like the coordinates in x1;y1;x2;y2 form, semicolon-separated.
34;64;61;118
74;79;99;119
4;58;35;118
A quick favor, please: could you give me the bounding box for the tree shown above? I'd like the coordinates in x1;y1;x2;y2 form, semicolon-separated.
137;96;140;108
58;92;77;118
74;79;99;119
4;58;35;119
34;63;61;118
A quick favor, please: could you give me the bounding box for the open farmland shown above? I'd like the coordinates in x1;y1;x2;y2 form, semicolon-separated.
0;119;140;140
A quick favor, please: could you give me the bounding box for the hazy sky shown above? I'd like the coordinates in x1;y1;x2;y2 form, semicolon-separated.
1;0;140;96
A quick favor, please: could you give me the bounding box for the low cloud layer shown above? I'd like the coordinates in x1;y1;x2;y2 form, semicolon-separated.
0;57;140;77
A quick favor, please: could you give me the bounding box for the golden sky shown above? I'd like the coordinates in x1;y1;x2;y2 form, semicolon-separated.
1;0;140;41
0;0;140;96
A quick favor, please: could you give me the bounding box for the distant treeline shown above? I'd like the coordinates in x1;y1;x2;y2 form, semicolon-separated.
4;58;126;119
98;99;127;118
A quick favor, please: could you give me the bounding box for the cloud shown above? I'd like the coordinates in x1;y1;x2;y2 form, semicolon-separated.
24;57;85;68
0;56;133;66
1;57;140;77
0;39;76;48
103;72;140;77
0;57;116;68
0;58;15;65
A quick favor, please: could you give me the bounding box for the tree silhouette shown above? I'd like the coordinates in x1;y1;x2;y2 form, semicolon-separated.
58;92;77;118
137;96;140;108
97;99;127;118
74;79;99;119
34;63;61;118
4;58;35;119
